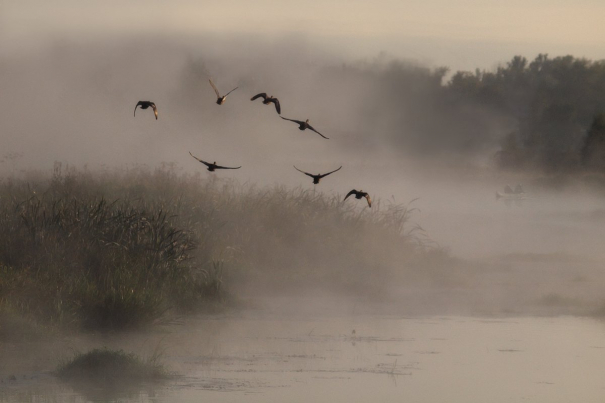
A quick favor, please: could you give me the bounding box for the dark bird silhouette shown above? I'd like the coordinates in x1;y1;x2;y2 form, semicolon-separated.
344;189;371;207
209;79;238;105
189;152;241;172
280;117;328;139
134;101;158;120
294;165;342;184
251;93;281;114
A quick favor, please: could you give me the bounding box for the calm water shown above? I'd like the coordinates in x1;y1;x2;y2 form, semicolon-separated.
1;314;604;402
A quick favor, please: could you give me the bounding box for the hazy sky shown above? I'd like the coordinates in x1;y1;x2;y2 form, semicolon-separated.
3;0;605;71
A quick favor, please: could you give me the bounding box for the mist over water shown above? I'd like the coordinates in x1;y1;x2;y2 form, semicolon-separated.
0;36;499;170
2;33;605;312
2;18;605;403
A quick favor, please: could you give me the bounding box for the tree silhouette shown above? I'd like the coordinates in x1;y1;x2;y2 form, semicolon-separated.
582;113;605;170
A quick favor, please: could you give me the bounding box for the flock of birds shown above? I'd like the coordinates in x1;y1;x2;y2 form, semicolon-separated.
134;79;373;207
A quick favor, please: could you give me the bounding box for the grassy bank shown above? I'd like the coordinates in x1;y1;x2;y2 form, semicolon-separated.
0;164;437;330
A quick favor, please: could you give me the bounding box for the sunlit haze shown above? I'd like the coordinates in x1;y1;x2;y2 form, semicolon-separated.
4;0;605;70
2;2;605;402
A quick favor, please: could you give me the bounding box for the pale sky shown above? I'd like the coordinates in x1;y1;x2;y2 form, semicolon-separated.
2;0;605;71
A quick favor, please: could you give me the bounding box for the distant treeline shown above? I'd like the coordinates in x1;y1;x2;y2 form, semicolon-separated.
450;55;605;171
4;43;603;174
331;54;605;172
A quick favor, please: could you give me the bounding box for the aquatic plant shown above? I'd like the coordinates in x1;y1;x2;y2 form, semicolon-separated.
0;164;438;329
57;348;167;381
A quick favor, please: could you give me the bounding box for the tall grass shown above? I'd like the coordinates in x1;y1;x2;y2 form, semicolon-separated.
0;163;436;329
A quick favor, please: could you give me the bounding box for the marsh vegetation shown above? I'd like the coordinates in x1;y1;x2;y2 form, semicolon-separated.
57;348;167;382
0;164;436;330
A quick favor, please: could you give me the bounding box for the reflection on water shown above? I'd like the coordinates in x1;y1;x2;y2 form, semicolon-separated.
1;314;604;402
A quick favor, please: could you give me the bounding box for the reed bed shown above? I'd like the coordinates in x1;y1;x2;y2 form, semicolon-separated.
0;164;436;330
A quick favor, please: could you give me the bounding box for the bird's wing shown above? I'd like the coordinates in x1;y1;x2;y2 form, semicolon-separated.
189;152;211;167
293;165;314;178
319;166;342;178
134;101;145;117
215;164;242;170
307;124;329;139
251;93;266;101
273;98;281;114
209;79;220;97
224;87;239;97
280;116;304;124
364;194;372;207
151;103;158;119
344;189;357;201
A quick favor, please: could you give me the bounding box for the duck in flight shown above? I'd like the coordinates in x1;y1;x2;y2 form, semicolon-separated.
189;152;241;172
134;101;158;120
294;165;342;184
344;189;371;207
209;79;238;105
251;93;281;114
280;117;328;139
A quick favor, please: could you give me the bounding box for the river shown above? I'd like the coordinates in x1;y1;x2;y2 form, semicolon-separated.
1;313;604;402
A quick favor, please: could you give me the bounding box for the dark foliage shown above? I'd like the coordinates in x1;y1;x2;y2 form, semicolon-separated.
0;165;433;329
331;54;605;172
447;54;605;171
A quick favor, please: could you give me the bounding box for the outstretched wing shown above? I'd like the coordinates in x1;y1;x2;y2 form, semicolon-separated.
293;165;314;178
344;189;357;201
307;124;329;139
209;79;220;97
189;151;210;167
319;166;342;178
150;103;158;120
272;98;281;114
251;93;267;101
224;86;239;97
215;164;241;170
280;116;305;125
134;101;143;117
364;194;372;208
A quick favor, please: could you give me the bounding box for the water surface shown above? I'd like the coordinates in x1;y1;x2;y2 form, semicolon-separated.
1;314;604;402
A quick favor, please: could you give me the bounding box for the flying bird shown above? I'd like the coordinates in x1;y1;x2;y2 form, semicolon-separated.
251;93;281;114
209;79;238;105
294;165;342;184
189;152;241;172
280;117;328;139
344;189;371;207
134;101;158;120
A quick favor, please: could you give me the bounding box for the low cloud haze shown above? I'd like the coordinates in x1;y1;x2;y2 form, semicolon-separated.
0;36;507;175
3;5;605;403
3;1;605;70
1;35;605;261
